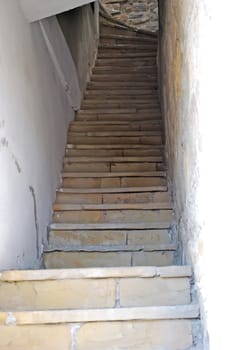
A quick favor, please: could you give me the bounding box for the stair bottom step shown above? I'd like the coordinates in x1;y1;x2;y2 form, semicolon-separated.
44;251;175;269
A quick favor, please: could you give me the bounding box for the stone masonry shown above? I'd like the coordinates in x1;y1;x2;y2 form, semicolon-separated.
100;0;159;32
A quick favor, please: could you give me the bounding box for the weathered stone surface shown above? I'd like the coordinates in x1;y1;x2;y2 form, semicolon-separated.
76;320;193;349
0;325;71;349
0;279;116;310
44;251;132;268
101;0;159;32
119;277;190;306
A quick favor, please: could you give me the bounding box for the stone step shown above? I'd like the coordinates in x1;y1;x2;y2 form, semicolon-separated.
0;305;199;324
71;120;161;125
44;250;175;268
52;208;173;224
64;156;163;162
99;44;157;50
85;89;158;96
76;114;161;122
49;229;172;248
68;131;161;138
97;52;157;58
91;73;157;81
66;143;164;149
95;59;157;67
63;162;165;173
67;135;163;145
55;190;170;205
58;186;168;194
99;23;157;38
53;203;171;211
92;66;156;74
87;81;158;88
0;266;190;311
100;34;157;43
62;175;167;189
0;317;198;350
65;148;163;157
62;170;166;177
84;95;158;101
49;223;172;230
78;108;159;115
81;102;159;109
69;123;162;133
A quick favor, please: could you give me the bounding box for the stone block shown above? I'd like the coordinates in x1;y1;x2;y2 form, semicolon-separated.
0;278;116;310
119;277;190;307
0;325;71;350
76;320;193;349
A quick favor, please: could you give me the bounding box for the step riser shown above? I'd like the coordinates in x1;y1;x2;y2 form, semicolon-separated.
55;191;170;205
63;163;164;173
65;149;163;157
0;320;195;350
53;209;173;224
44;251;175;268
62;177;167;189
49;229;172;247
0;276;189;311
87;81;158;88
69;125;162;132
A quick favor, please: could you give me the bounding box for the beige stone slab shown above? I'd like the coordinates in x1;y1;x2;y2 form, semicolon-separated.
63;156;163;163
0;279;116;310
76;320;193;350
0;266;192;282
53;203;172;211
68;131;161;137
127;229;171;245
66;148;124;157
49;222;172;231
0;305;200;325
62;171;166;178
110;162;156;172
44;252;132;269
66;143;163;149
49;229;126;247
63;162;110;173
53;209;174;224
55;192;102;205
59;186;168;194
102;191;170;204
121;176;166;187
63;177;120;189
0;325;71;350
133;251;174;266
0;267;158;282
119;277;190;307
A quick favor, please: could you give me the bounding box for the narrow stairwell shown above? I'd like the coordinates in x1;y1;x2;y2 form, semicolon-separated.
0;19;200;349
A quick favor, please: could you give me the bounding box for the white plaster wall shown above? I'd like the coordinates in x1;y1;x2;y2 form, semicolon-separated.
20;0;95;22
159;1;234;348
0;0;74;269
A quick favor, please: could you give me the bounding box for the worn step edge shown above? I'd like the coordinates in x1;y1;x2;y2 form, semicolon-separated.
63;157;163;163
49;222;173;230
53;203;171;211
62;171;166;178
57;186;168;194
66;144;164;150
0;305;200;325
44;243;177;253
0;266;191;282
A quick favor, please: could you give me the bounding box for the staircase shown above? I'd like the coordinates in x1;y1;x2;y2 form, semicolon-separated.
0;20;200;349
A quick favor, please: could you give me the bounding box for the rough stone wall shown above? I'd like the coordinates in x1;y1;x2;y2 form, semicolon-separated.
101;0;158;32
159;1;234;349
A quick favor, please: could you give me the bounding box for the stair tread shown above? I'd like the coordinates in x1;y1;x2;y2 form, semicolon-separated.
64;156;163;163
0;266;192;282
53;203;171;211
62;171;166;178
49;222;172;230
0;305;200;325
45;243;177;252
58;186;168;194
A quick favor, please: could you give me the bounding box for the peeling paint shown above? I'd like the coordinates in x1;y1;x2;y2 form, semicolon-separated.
29;186;40;259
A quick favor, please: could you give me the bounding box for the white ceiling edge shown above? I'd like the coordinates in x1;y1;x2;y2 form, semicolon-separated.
20;0;95;22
